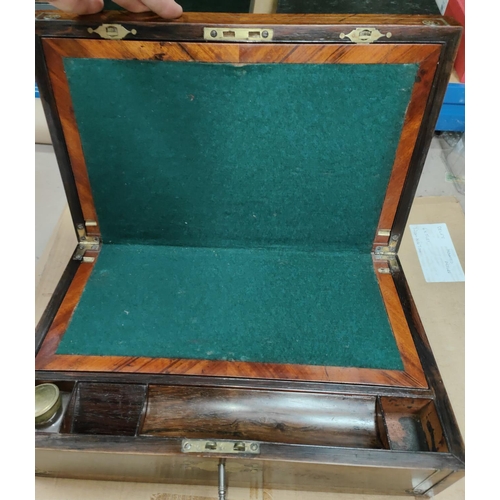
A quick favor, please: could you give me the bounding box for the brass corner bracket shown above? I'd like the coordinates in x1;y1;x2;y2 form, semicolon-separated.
73;224;100;262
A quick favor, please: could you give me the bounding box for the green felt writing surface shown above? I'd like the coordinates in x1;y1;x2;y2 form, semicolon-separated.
57;245;403;370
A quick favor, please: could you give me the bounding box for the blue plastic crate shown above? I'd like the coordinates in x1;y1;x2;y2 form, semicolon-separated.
436;83;465;132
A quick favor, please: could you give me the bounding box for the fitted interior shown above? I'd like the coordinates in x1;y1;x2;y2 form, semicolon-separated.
56;58;417;369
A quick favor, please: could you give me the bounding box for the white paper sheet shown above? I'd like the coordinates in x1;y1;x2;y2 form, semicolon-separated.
409;223;465;283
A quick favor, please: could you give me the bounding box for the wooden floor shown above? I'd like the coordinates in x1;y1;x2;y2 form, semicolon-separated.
35;196;464;500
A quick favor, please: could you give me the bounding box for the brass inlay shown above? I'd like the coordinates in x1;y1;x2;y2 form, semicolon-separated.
377;229;391;237
88;24;137;40
339;28;392;44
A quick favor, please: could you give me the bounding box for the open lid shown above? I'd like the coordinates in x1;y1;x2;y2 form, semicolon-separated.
36;12;461;253
35;10;461;386
62;52;425;253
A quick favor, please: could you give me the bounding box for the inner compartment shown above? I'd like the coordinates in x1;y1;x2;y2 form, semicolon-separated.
56;58;419;369
380;397;449;452
42;382;449;454
141;385;387;449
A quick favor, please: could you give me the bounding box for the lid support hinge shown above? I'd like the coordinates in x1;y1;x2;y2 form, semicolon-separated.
374;233;399;256
73;223;100;262
374;233;400;273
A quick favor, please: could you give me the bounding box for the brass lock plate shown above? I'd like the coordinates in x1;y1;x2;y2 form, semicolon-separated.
182;439;261;454
203;27;273;42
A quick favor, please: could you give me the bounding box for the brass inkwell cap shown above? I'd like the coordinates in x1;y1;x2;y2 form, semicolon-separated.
35;383;61;426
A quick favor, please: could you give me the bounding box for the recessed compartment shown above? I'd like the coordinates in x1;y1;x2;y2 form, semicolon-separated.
36;382;449;455
61;382;147;436
379;397;449;452
140;385;389;449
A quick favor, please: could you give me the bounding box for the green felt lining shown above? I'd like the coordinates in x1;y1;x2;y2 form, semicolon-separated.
57;58;415;367
57;245;403;370
64;60;417;252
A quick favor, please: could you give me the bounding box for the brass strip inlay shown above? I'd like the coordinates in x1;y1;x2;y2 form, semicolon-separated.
377;229;391;237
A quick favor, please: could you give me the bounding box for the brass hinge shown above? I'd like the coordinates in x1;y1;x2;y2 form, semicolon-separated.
182;439;260;455
339;27;392;44
376;257;399;274
374;233;400;274
203;27;273;42
73;224;100;262
377;229;391;238
87;24;137;40
374;233;399;256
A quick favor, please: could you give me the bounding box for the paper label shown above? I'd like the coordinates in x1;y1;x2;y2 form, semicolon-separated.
409;223;465;283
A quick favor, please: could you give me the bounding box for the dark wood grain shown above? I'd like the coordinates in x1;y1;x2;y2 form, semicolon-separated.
44;37;440;64
35;35;84;236
380;397;448;453
35;254;425;387
35;259;96;368
36;38;433;388
374;263;427;388
35;12;464;495
35;256;80;355
390;30;462;248
35;433;463;470
141;385;385;449
391;262;465;463
373;48;440;246
41;38;440;245
35;442;459;494
35;369;434;398
420;400;449;453
63;382;147;436
35;10;461;27
42;41;101;235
